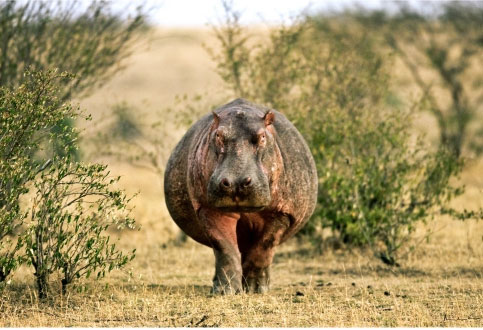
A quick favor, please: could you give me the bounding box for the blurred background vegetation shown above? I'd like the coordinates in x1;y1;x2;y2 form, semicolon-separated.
1;0;483;297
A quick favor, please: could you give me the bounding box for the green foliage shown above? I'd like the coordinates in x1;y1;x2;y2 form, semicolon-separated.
110;102;143;141
0;0;146;285
0;69;136;297
0;0;147;161
347;2;483;157
0;0;146;101
24;158;136;298
0;69;76;283
205;4;473;265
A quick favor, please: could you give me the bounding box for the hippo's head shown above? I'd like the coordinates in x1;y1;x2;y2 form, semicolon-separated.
206;104;281;212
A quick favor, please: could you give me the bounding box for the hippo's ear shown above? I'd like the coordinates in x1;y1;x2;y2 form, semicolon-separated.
212;111;220;129
264;110;274;127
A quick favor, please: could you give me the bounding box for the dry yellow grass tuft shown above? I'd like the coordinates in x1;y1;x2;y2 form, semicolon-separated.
1;28;482;327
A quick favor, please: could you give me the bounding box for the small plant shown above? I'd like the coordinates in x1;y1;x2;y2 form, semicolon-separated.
24;158;136;298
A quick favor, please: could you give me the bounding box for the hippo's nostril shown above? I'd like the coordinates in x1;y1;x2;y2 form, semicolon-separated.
220;178;231;189
242;177;252;187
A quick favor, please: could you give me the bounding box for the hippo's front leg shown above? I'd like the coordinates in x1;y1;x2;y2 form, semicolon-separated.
241;213;291;293
213;247;243;294
243;259;271;294
199;208;242;294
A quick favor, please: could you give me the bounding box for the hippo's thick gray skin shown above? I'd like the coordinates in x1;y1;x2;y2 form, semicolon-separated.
164;99;317;294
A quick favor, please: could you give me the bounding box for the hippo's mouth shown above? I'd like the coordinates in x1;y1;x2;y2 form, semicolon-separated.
208;192;271;213
216;205;266;213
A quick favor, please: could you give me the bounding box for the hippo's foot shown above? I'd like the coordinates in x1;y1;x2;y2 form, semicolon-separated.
212;248;243;295
212;274;243;295
243;267;270;294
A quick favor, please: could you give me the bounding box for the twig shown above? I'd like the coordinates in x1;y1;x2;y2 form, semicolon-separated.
443;313;482;322
194;315;208;326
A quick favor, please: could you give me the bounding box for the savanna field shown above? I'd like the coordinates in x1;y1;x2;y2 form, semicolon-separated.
1;22;483;328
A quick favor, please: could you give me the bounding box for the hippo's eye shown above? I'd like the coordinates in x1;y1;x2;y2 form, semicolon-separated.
254;132;266;147
215;130;223;141
214;130;224;154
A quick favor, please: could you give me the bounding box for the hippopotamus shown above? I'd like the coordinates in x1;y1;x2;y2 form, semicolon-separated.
164;98;317;294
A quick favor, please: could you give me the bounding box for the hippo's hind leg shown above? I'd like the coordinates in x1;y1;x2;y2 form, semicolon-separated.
239;213;291;294
199;208;243;294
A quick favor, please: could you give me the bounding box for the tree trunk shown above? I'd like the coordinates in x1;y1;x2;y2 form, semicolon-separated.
61;278;69;295
36;273;49;299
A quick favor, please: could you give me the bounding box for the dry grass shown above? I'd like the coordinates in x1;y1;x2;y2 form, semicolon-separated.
1;27;483;327
1;221;482;327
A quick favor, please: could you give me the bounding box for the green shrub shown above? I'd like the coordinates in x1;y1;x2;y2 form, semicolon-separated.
24;158;136;298
0;69;137;297
0;69;77;283
203;5;475;265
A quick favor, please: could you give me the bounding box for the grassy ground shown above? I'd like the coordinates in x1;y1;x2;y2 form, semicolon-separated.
1;27;483;327
1;216;482;327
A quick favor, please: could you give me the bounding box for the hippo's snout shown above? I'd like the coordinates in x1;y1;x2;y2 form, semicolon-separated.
208;172;271;212
219;176;252;194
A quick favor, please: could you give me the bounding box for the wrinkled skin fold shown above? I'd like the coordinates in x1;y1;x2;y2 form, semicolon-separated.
164;98;318;294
